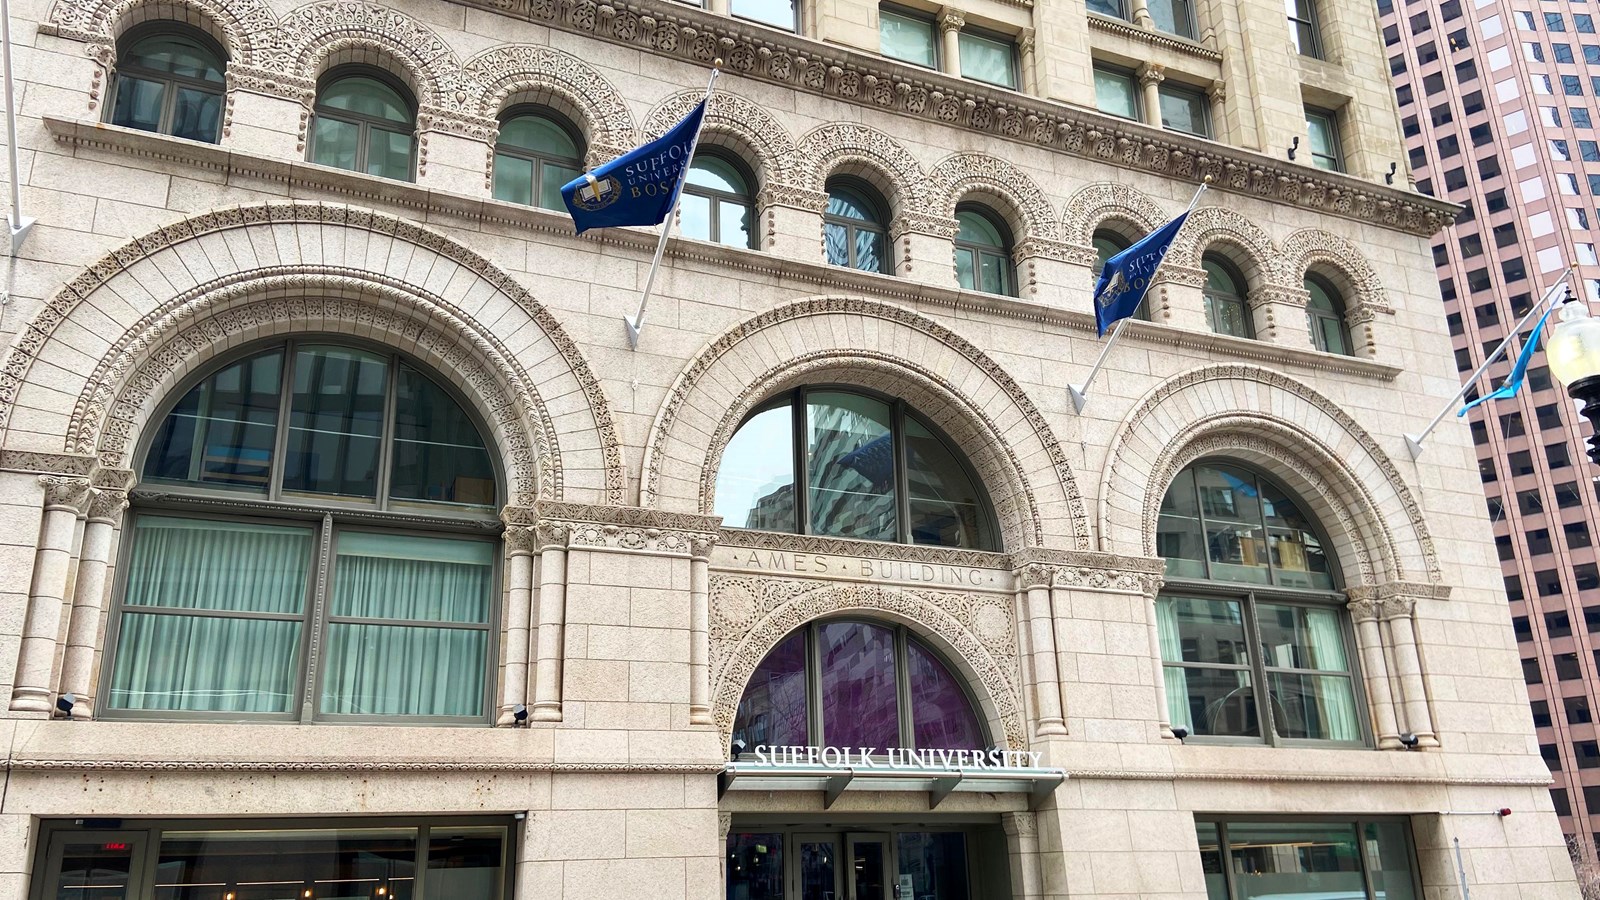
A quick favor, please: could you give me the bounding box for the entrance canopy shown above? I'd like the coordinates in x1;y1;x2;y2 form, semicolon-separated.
720;759;1066;810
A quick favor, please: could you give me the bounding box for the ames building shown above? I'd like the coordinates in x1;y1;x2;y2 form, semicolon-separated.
0;0;1578;894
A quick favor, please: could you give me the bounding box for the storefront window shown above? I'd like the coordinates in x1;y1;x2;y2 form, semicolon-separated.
1195;818;1420;900
108;341;501;724
34;819;510;900
715;387;997;549
732;620;986;754
1155;462;1364;746
726;827;986;900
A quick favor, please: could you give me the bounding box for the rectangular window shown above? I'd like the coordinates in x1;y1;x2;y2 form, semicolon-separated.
1569;521;1593;547
1480;156;1503;179
1526;658;1544;684
1510;450;1536;475
1087;0;1128;17
1194;820;1420;900
1528;527;1554;554
1549;441;1573;468
1305;108;1342;171
1494;222;1520;246
1548;611;1573;637
1472;123;1494;144
1533;699;1552;727
1289;0;1323;56
1588;45;1600;63
1093;66;1140;120
1486;189;1508;212
1518;10;1539;29
1558;652;1584;680
1158;595;1362;745
1582;742;1600;770
1528;40;1548;61
1457;58;1479;81
879;6;937;68
1506;574;1524;600
1557;481;1583;506
1539;569;1564;595
1554;139;1574;160
958;29;1018;89
1158;82;1211;137
1550;11;1569;30
1459;233;1484;257
1148;0;1197;37
732;0;798;30
1582;13;1597;32
1575;208;1595;229
1557;42;1576;62
32;818;513;900
1566;74;1585;95
107;514;496;722
1569;697;1594;724
1500;409;1524;435
1579;563;1600;590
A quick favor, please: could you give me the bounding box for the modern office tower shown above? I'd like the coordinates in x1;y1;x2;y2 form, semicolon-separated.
1381;0;1600;868
0;0;1578;895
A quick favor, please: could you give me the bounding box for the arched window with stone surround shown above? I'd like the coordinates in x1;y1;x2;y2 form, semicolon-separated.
308;68;417;183
954;204;1015;296
1202;254;1253;339
681;149;756;249
713;387;998;550
825;178;891;274
1306;271;1353;355
105;340;502;724
732;619;987;753
106;24;227;143
1154;461;1365;746
492;107;584;211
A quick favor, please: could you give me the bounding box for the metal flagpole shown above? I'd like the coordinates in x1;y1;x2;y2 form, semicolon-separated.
1404;265;1577;459
1;0;33;254
624;62;721;349
1068;178;1210;414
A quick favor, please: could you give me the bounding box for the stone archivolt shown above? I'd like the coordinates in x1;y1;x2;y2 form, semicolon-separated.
642;90;796;188
465;44;638;152
639;296;1093;551
0;203;626;507
708;574;1027;752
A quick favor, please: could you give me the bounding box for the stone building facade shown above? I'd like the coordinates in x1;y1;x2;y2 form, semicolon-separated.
0;0;1580;894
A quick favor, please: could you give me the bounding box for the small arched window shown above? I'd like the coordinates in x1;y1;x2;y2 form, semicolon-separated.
1094;228;1149;320
1154;461;1363;746
108;26;227;143
1306;273;1353;355
681;151;755;249
492;109;583;211
1202;254;1253;339
732;620;986;752
954;205;1015;296
825;179;890;274
309;70;416;182
110;341;500;723
714;387;997;550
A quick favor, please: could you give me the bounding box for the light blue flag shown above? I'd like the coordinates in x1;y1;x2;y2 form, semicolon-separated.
1459;301;1557;417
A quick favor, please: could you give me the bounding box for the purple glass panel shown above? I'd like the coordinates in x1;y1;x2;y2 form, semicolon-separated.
732;631;809;749
908;639;985;750
820;621;901;749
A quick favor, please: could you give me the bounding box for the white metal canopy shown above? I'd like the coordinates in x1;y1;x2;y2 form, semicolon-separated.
719;762;1067;810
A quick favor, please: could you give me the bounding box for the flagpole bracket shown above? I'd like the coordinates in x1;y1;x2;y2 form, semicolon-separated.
1404;434;1425;460
1068;384;1088;414
9;214;32;255
623;315;643;350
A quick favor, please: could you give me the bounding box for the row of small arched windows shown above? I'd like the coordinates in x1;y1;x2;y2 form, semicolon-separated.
108;24;1352;354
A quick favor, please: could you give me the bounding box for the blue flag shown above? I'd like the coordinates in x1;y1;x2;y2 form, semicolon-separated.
1459;300;1558;417
1090;210;1191;336
561;100;708;234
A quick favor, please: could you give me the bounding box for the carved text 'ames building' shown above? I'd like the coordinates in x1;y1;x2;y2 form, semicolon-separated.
0;0;1578;895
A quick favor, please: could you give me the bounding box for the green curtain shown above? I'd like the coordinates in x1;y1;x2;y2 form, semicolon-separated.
109;516;311;712
320;533;492;716
1155;599;1194;732
1305;608;1361;741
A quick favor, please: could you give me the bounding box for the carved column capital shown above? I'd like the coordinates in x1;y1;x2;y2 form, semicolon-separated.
1379;595;1417;620
691;534;717;561
1347;597;1382;623
535;522;571;551
1016;563;1054;590
937;8;966;33
1207;78;1226;102
504;525;539;556
38;476;91;513
1137;62;1166;87
86;489;129;524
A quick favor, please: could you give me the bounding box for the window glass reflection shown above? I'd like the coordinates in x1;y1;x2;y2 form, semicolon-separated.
283;345;388;499
732;631;809;750
145;349;284;492
389;365;496;508
732;0;796;29
908;639;983;749
807;392;897;541
819;621;901;749
716;403;797;531
726;833;785;900
1225;822;1363;899
1159;464;1333;589
905;418;986;547
896;833;969;900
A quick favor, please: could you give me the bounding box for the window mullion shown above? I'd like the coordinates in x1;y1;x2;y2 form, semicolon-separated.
269;342;296;502
1243;592;1276;746
896;626;914;749
894;400;910;544
807;624;824;745
301;512;335;723
376;356;400;512
794;389;809;536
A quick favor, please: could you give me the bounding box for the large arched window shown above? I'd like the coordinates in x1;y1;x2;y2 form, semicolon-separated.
825;179;890;274
714;387;997;550
954;205;1015;296
107;341;500;724
1094;227;1149;320
107;25;227;143
1202;254;1253;339
732;620;986;752
681;151;755;248
492;109;583;211
309;69;416;182
1306;273;1353;355
1154;462;1363;746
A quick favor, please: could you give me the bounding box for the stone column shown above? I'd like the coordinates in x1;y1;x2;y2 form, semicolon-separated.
1207;79;1227;142
1002;812;1044;899
1248;284;1312;346
938;9;964;77
530;522;570;722
709;0;729;14
690;535;715;725
1018;28;1037;94
498;525;537;725
56;480;131;719
1348;597;1401;749
1129;0;1153;29
1144;587;1176;739
1019;565;1067;735
1014;239;1081;307
892;216;960;287
756;186;828;263
11;476;92;712
1383;596;1439;747
1138;63;1165;129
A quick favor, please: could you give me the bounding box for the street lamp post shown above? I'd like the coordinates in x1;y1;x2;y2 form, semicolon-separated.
1548;299;1600;464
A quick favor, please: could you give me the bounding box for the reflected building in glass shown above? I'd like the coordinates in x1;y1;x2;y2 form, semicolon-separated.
0;0;1578;895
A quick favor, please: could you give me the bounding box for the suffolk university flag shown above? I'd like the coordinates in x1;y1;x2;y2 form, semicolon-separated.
560;101;708;234
1090;210;1192;336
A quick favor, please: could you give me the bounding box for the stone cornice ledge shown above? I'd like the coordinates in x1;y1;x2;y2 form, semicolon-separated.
42;116;1402;383
1066;768;1550;787
1085;13;1223;62
443;0;1455;236
505;501;721;534
717;527;1010;569
0;449;96;476
6;759;725;773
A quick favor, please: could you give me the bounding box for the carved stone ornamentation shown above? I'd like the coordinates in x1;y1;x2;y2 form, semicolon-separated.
709;575;1026;751
38;475;92;513
462;44;637;149
642;89;797;187
1062;181;1169;245
926;153;1063;243
274;2;462;107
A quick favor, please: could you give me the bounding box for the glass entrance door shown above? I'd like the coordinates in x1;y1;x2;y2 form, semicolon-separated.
796;833;840;900
845;833;890;900
36;832;144;900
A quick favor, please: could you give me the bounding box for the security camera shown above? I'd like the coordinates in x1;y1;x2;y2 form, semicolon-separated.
731;737;747;761
512;704;528;727
55;693;74;719
1171;725;1189;743
1399;732;1420;749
